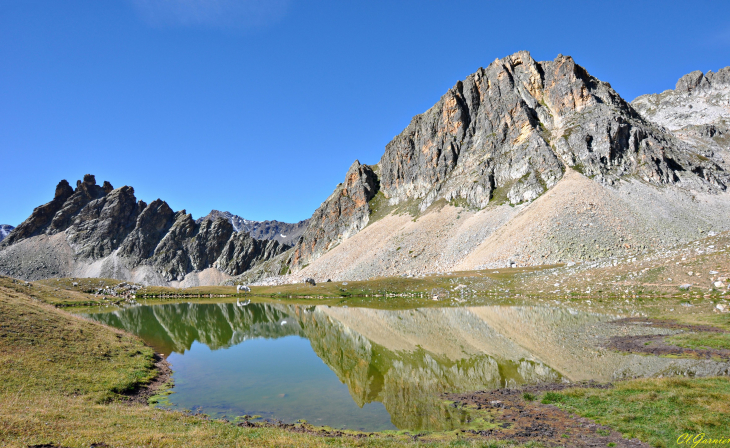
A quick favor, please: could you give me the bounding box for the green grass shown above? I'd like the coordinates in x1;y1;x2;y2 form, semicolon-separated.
666;332;730;350
540;377;730;448
448;197;471;209
16;277;115;306
367;191;423;225
489;180;515;206
367;190;393;225
0;277;157;403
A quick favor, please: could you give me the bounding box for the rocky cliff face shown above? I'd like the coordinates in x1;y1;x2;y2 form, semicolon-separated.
288;52;730;272
0;175;289;284
632;67;730;165
0;225;13;243
196;210;309;246
380;52;727;208
290;160;378;268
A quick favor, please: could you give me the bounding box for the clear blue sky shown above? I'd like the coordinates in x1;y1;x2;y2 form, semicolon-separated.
1;0;729;226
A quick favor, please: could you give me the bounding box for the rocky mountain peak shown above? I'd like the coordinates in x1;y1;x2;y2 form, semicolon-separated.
343;160;378;208
54;180;74;200
2;175;115;246
632;65;730;165
675;67;730;93
378;51;726;213
0;175;290;284
676;70;705;93
0;225;13;243
288;51;730;271
197;210;310;246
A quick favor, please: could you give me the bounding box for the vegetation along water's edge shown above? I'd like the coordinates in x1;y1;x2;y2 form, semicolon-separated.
3;271;730;447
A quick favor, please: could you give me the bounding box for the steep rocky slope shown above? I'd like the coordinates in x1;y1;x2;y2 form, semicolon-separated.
290;160;378;267
0;175;289;285
0;225;13;243
283;169;730;281
3;53;729;286
285;52;730;279
197;210;309;246
632;67;730;166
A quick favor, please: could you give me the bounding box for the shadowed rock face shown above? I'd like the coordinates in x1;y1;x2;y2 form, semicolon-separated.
288;52;729;270
291;160;378;268
66;186;142;259
0;175;290;283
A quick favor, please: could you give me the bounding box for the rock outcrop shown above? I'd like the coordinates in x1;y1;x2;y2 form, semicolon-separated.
632;66;730;166
196;210;309;246
291;160;378;268
2;179;75;245
0;225;13;243
378;52;727;210
287;52;730;272
0;175;290;284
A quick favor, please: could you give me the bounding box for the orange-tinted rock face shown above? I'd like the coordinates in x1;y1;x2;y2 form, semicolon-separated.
378;51;727;212
291;160;378;268
291;52;728;270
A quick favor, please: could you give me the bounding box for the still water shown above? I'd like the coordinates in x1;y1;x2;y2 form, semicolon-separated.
85;302;729;431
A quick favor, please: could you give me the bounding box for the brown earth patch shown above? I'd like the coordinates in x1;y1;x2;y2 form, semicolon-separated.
606;318;730;360
606;334;730;360
444;382;650;447
236;420;372;439
120;353;172;405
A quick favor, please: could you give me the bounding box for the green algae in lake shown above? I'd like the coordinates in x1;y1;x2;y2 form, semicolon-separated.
85;302;730;431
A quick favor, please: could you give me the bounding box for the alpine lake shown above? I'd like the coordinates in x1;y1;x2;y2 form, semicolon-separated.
81;299;730;432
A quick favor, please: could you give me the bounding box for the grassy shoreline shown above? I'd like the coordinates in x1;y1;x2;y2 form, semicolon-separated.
1;228;729;448
1;277;493;447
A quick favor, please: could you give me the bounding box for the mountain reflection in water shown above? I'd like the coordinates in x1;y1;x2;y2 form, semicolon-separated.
86;302;730;431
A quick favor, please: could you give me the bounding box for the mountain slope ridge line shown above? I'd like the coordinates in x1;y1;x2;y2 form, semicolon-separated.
1;50;729;286
284;51;729;278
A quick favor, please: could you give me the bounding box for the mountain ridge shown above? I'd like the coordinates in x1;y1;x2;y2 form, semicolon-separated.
2;51;729;286
286;52;730;275
0;175;289;285
0;225;13;243
196;210;309;246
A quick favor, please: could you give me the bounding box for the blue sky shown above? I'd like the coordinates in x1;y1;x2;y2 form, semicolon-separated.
1;0;729;225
